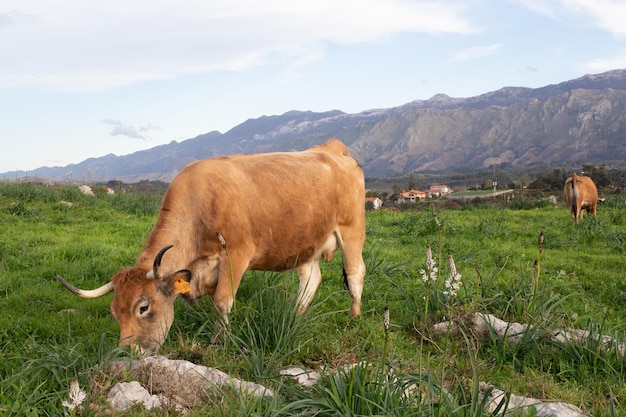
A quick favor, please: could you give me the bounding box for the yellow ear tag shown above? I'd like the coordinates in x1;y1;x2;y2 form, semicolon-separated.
173;279;191;295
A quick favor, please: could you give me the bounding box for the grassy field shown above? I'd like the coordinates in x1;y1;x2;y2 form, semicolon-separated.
1;182;625;416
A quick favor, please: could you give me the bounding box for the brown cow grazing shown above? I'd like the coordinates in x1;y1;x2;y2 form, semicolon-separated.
563;172;600;222
57;139;366;353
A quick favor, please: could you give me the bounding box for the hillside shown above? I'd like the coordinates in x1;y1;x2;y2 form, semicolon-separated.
10;69;626;182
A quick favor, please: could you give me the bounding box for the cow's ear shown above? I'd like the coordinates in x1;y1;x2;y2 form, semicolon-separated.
159;270;192;297
172;270;192;295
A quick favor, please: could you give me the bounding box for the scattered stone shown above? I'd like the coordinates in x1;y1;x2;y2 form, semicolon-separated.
432;312;625;354
479;383;586;417
552;328;624;356
108;356;273;410
280;367;321;386
432;312;529;345
78;185;94;196
107;381;165;411
430;312;626;416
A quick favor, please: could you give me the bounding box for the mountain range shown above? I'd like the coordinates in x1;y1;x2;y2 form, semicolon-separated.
10;69;626;183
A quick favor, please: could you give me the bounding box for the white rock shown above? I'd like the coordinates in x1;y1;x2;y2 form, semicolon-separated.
108;356;274;409
141;356;274;401
280;367;321;386
480;383;586;417
107;381;164;411
433;312;625;354
78;185;94;196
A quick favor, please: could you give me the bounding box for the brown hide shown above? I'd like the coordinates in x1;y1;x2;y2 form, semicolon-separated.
563;172;599;222
69;139;366;353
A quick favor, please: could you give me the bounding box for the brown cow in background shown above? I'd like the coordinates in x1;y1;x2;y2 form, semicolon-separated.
563;172;600;222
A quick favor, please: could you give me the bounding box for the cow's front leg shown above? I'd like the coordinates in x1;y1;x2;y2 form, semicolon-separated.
210;253;247;343
296;259;323;314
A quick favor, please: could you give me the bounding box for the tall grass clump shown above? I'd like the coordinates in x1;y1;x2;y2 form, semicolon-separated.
178;271;321;382
301;360;424;416
226;279;318;381
283;308;497;417
478;232;570;368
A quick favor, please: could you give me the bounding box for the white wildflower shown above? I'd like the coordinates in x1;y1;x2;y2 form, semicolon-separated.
419;268;428;282
419;268;438;282
443;255;462;298
383;306;390;331
433;214;442;228
429;267;438;281
62;378;86;412
425;245;435;270
419;244;439;282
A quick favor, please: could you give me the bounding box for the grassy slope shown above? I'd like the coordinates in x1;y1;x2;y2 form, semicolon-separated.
1;183;625;415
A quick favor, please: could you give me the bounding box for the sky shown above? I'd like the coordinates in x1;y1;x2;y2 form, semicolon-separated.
1;0;626;174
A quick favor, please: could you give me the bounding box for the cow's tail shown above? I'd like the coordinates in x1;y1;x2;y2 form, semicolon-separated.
334;230;350;290
566;175;578;209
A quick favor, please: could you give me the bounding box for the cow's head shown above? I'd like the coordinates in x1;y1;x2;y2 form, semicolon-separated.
57;245;191;354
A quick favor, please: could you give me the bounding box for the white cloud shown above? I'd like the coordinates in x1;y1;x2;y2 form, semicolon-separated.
447;43;501;63
582;50;626;72
515;0;626;37
0;0;476;93
563;0;626;37
102;119;159;141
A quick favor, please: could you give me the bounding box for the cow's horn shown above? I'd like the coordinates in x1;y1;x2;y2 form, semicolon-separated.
151;244;174;280
56;275;114;298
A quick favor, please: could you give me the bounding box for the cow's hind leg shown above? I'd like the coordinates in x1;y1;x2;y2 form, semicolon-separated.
296;260;323;314
337;230;366;317
342;259;365;317
573;203;582;222
589;203;597;217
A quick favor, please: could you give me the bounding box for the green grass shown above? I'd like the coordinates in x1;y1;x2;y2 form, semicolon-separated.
1;182;625;416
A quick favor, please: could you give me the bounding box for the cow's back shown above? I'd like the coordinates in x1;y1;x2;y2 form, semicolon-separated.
148;139;365;271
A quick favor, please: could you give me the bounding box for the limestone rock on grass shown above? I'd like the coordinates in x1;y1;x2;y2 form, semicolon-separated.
108;356;273;410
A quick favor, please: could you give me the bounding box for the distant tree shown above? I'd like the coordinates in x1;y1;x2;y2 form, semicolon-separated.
391;184;403;199
134;180;170;194
107;180;124;187
366;190;384;199
407;174;416;190
520;174;531;188
582;164;611;187
608;168;626;188
529;168;567;191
